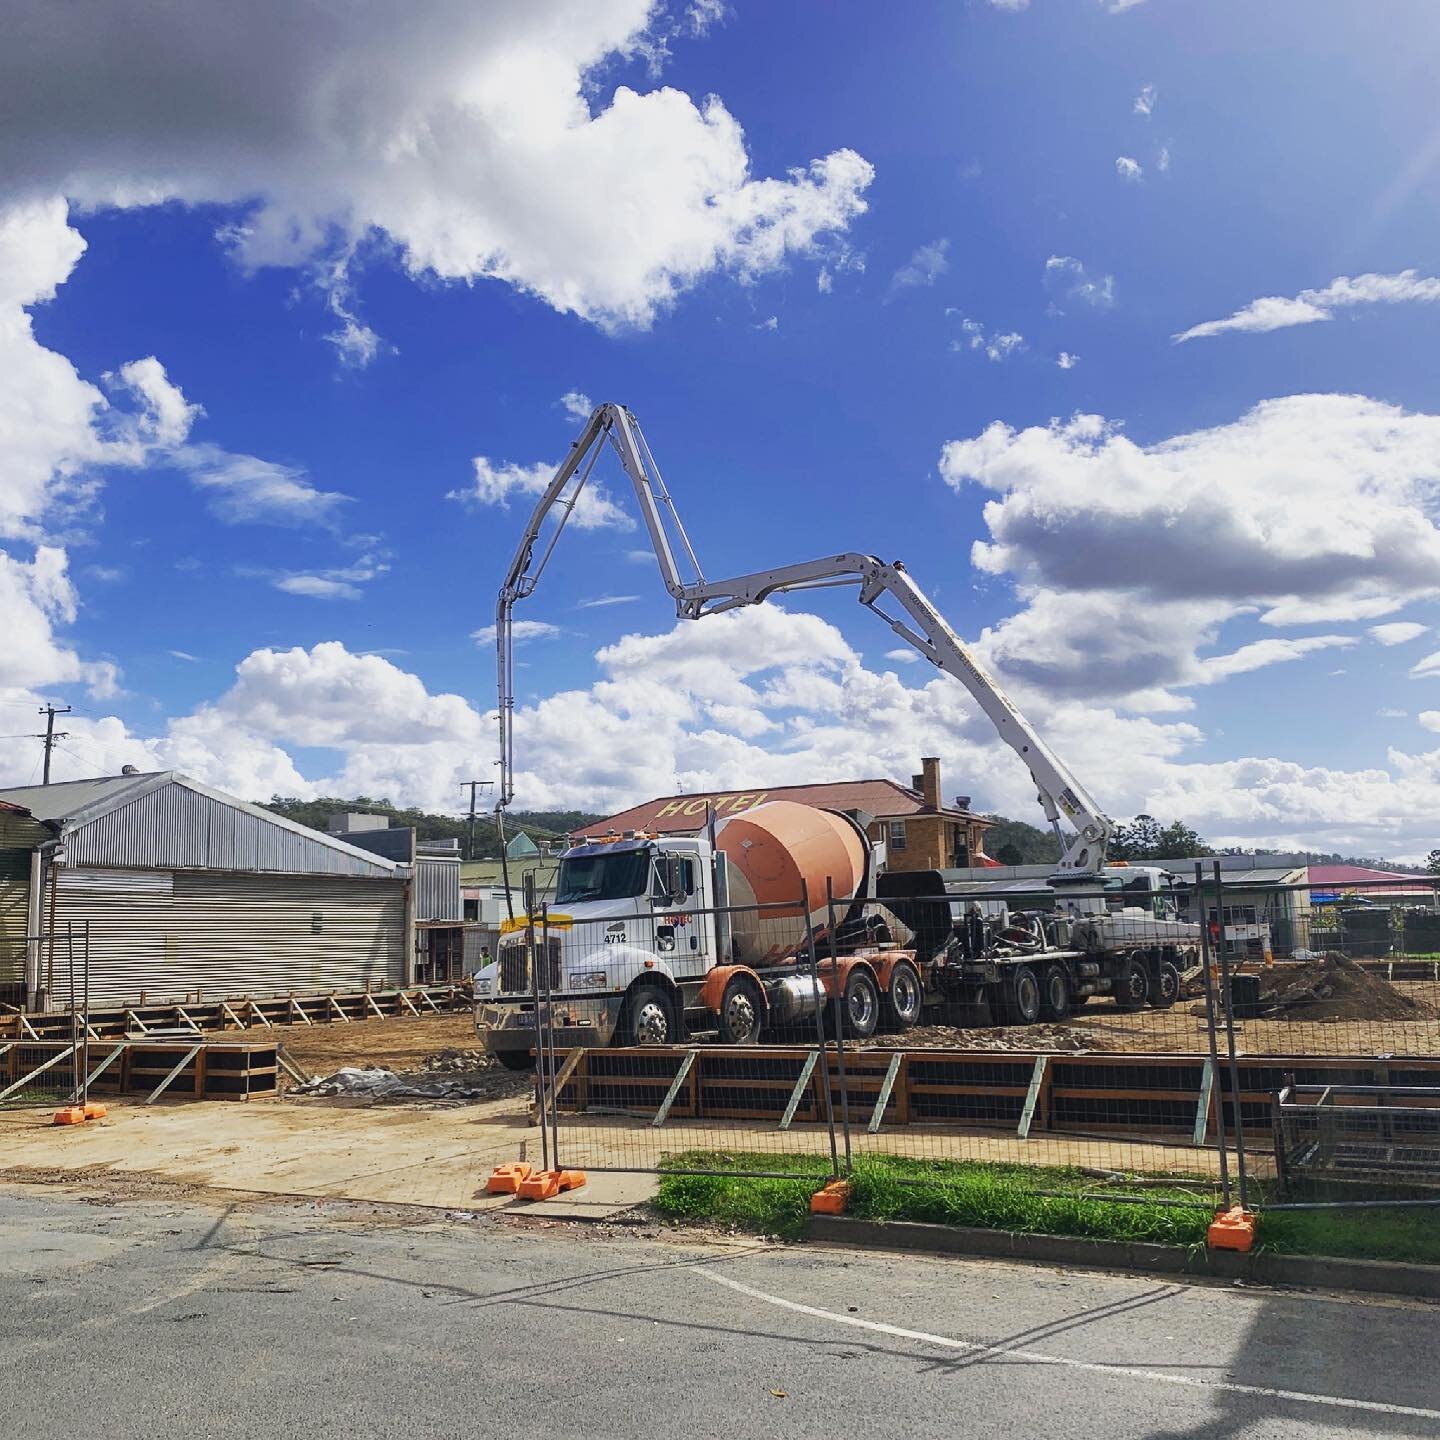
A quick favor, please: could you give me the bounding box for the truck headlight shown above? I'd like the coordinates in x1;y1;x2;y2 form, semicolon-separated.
568;971;607;990
473;976;492;995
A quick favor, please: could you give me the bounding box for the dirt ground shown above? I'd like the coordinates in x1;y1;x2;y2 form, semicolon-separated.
258;993;1440;1074
278;1012;480;1074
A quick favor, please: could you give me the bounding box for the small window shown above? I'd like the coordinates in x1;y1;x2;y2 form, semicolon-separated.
888;820;908;851
311;911;323;934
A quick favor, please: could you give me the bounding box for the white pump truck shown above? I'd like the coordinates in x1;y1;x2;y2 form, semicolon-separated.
475;404;1198;1066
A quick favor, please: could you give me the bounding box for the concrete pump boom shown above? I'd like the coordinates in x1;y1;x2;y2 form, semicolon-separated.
495;402;1114;875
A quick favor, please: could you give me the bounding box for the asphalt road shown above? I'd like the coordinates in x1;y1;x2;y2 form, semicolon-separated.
3;1186;1438;1439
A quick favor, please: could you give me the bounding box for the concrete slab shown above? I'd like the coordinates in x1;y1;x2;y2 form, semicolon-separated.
516;1169;658;1221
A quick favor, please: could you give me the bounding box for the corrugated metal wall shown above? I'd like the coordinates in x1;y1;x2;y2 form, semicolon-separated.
46;867;406;1006
65;782;394;878
0;848;28;997
0;809;47;1000
415;857;461;921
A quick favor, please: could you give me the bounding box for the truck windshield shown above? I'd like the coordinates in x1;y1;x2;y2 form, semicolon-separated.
555;848;651;904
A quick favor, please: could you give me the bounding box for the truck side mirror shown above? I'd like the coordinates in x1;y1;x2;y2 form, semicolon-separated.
667;856;688;900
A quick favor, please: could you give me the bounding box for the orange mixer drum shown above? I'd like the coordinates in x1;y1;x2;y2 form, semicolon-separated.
716;800;869;953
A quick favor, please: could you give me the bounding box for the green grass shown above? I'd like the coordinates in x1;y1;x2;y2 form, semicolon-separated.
652;1150;1440;1263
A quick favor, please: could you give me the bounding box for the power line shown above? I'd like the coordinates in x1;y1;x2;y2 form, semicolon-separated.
461;779;495;860
34;703;72;785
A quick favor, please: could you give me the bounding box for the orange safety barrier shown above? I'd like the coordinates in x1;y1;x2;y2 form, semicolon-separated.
485;1162;535;1195
1207;1204;1257;1252
516;1169;588;1201
52;1106;86;1126
810;1179;852;1215
82;1102;107;1121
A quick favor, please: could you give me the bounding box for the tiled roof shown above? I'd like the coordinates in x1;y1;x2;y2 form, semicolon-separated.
574;779;993;838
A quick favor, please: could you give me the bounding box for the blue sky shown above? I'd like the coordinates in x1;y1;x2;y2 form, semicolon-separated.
4;0;1440;857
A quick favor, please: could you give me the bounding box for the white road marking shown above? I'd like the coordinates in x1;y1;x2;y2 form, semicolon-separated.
699;1267;1440;1421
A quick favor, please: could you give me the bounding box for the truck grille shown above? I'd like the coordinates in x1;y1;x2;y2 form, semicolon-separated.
498;935;562;994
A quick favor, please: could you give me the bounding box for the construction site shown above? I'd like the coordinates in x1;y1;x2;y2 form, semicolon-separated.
5;403;1440;1235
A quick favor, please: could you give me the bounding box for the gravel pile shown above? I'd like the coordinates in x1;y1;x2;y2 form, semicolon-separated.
293;1048;530;1104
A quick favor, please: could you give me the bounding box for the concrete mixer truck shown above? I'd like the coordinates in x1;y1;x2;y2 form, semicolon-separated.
476;799;921;1068
475;401;1199;1059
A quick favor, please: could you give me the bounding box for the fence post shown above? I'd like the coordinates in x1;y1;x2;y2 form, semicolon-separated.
801;880;841;1179
524;871;548;1175
1213;861;1250;1209
824;876;853;1174
542;902;561;1172
1196;862;1232;1208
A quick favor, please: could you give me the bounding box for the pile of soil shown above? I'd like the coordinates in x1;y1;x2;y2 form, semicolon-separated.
1258;953;1438;1022
869;1021;1110;1053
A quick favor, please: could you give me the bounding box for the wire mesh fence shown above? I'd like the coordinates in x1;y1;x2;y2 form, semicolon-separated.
496;862;1440;1213
0;923;91;1111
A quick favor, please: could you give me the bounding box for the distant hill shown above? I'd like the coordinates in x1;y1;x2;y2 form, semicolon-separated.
258;795;603;859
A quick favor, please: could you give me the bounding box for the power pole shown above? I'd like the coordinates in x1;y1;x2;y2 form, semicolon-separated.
36;703;72;785
462;779;494;860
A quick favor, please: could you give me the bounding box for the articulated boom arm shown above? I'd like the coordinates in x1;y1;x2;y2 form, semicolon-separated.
496;403;1113;874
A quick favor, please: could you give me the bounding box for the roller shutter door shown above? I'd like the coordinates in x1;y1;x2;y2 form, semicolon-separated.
51;868;405;1006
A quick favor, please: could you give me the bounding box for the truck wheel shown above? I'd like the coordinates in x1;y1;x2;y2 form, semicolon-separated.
881;960;924;1031
841;969;880;1040
1039;962;1070;1021
1148;962;1180;1010
1114;957;1149;1012
626;984;678;1045
1003;965;1042;1025
717;976;764;1045
495;1050;534;1072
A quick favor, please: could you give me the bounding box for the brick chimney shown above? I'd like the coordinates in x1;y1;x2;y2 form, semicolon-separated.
920;756;942;810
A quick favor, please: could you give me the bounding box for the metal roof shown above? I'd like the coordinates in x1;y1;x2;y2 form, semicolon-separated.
0;771;399;879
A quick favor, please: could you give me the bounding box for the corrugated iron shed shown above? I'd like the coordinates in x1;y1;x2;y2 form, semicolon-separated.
0;771;397;879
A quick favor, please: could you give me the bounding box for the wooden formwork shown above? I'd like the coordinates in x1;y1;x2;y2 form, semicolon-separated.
551;1046;1440;1147
0;1038;281;1104
0;984;464;1044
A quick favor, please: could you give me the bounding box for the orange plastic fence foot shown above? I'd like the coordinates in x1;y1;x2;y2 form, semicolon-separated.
517;1169;563;1201
1207;1204;1258;1252
82;1102;108;1121
485;1162;535;1195
514;1168;587;1201
810;1180;852;1215
52;1106;86;1126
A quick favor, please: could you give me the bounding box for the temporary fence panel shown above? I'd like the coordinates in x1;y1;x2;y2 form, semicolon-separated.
512;869;1440;1210
509;899;841;1180
47;868;406;1007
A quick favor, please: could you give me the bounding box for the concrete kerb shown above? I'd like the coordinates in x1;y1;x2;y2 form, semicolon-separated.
807;1215;1440;1302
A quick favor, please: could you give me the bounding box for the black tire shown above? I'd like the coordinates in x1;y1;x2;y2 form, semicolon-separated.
625;983;678;1045
841;968;881;1040
495;1050;534;1072
717;975;765;1045
1113;956;1149;1012
881;960;924;1031
1002;965;1042;1025
1149;961;1180;1011
1039;962;1070;1022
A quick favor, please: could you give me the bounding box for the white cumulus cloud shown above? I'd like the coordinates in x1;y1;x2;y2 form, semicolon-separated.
0;1;872;331
1174;270;1440;343
1371;622;1429;646
452;457;634;531
1115;156;1143;182
889;238;950;294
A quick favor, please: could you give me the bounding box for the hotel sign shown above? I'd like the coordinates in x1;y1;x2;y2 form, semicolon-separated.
651;792;770;820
